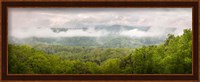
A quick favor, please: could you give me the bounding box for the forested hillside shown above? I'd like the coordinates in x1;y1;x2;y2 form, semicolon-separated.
8;24;174;48
9;35;165;48
8;29;192;74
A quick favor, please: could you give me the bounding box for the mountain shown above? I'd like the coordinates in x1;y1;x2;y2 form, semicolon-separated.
50;24;150;34
8;35;166;48
8;24;177;48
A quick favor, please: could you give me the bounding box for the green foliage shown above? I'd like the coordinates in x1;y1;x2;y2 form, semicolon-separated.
8;29;192;74
100;58;121;74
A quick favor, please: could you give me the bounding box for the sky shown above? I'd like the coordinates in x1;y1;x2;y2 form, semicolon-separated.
8;8;192;38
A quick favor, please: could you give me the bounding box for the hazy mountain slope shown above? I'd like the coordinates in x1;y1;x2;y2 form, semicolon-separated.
8;24;176;48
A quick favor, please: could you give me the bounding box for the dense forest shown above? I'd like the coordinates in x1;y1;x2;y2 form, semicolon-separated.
8;29;192;74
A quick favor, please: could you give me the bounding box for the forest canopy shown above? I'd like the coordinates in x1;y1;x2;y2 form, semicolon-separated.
8;29;192;74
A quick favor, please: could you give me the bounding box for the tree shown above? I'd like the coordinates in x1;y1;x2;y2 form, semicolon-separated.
100;58;121;74
25;54;51;74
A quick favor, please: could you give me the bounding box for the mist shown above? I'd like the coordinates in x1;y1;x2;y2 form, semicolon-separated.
8;8;192;39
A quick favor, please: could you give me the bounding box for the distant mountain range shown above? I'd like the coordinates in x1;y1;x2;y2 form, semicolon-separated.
9;24;177;48
50;24;151;33
9;35;165;48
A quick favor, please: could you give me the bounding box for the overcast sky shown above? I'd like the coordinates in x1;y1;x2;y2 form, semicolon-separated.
8;8;192;38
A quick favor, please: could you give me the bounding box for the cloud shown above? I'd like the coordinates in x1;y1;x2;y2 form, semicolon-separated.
11;27;109;39
8;8;192;38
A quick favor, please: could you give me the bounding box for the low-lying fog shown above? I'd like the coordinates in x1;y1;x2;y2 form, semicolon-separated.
8;8;192;39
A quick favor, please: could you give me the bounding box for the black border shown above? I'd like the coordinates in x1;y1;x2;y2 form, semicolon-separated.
1;2;199;80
